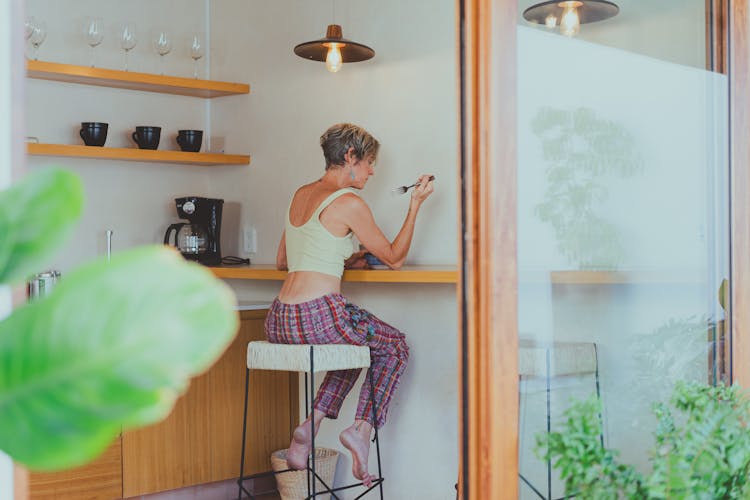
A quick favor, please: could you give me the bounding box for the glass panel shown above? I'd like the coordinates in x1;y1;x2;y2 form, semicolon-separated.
516;2;730;498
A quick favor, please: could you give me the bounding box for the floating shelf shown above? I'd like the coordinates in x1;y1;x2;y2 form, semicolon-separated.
28;143;250;166
548;270;706;285
27;60;250;98
210;265;459;284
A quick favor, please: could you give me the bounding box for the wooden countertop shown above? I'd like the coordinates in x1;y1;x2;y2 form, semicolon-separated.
209;265;458;284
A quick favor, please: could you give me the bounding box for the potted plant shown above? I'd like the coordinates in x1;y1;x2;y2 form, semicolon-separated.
537;381;750;499
0;168;238;487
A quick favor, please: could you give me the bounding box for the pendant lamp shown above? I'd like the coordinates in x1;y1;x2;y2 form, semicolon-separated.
294;24;375;73
523;0;619;37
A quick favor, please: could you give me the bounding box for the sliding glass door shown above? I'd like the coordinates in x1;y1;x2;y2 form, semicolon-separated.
515;2;730;497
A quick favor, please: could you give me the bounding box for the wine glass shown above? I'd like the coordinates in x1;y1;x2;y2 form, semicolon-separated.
24;16;36;41
120;23;137;71
85;17;104;67
189;34;204;79
24;16;36;60
153;30;172;75
29;20;47;61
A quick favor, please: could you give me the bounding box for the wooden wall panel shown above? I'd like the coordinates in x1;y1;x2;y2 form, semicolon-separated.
28;438;122;500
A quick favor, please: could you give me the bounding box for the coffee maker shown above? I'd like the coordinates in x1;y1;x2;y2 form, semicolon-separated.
163;196;224;266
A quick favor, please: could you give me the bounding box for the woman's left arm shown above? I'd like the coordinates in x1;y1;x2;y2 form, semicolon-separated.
276;230;288;270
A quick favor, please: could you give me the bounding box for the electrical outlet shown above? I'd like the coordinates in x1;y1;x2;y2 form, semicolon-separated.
243;226;257;254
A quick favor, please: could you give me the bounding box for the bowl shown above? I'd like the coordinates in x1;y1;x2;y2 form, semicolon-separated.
364;252;388;269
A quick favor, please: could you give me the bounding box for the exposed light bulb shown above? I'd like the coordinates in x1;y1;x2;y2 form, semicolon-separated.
545;15;557;28
559;1;582;36
326;43;343;73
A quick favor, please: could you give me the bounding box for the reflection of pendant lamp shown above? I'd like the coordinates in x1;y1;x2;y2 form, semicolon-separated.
523;0;619;37
294;24;375;73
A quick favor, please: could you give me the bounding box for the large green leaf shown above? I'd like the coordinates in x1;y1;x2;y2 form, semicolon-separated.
0;246;238;470
0;168;83;284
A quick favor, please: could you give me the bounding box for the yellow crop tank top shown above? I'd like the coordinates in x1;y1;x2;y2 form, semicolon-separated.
285;188;356;278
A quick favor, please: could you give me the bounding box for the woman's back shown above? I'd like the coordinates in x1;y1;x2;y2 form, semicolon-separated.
278;181;356;304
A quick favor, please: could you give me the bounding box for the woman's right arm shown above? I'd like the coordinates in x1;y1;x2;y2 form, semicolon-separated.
345;174;434;269
276;230;288;270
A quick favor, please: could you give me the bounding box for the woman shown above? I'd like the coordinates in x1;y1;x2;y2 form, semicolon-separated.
264;123;434;487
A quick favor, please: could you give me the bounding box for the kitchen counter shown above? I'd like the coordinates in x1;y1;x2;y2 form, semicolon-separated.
234;300;272;311
210;265;458;284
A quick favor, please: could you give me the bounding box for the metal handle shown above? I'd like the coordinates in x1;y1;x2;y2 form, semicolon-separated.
106;229;113;262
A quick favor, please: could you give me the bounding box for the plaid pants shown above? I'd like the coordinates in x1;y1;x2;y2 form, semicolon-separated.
264;293;409;428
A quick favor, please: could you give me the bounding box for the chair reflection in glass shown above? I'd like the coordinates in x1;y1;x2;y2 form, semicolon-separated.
518;340;603;500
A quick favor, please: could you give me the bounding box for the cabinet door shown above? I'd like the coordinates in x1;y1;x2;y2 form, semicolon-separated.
209;309;299;481
121;370;211;497
29;437;122;500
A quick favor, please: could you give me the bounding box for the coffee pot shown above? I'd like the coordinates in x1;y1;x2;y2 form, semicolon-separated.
163;196;223;266
164;223;207;256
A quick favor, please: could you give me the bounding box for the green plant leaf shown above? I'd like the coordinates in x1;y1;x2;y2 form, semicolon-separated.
0;246;238;470
0;168;83;284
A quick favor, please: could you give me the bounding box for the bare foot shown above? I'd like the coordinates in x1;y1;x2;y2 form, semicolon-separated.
339;421;376;487
286;411;325;470
286;422;312;469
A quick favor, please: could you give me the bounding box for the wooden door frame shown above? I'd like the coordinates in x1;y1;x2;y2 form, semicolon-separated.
459;0;750;498
459;0;518;499
729;0;750;387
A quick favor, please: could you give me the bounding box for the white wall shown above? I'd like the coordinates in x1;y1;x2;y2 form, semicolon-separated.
209;1;459;498
25;0;216;272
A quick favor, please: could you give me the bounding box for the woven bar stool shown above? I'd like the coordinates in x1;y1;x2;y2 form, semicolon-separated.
237;341;385;500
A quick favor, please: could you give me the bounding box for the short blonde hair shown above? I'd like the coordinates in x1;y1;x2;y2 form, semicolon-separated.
320;123;380;169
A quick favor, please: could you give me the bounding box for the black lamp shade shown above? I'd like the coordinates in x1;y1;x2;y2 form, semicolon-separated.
293;24;375;63
523;0;619;25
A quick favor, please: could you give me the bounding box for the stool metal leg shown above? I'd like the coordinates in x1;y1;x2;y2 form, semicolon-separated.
305;372;312;498
310;345;317;499
369;369;384;500
546;348;552;500
349;369;384;500
238;367;251;500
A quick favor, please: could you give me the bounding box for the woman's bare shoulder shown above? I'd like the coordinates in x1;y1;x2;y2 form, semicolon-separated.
333;191;370;212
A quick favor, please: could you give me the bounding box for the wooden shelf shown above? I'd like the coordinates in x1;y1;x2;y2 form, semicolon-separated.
210;265;459;284
549;270;706;285
27;60;250;98
28;143;250;166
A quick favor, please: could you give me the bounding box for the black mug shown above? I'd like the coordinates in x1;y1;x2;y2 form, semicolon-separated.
132;126;161;150
80;122;108;147
176;129;203;152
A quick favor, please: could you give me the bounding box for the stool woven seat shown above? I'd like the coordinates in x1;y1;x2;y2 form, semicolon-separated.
247;341;371;373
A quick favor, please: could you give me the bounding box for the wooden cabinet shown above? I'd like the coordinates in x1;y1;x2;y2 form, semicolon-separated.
29;309;298;499
28;438;122;500
121;372;213;495
121;309;297;497
208;310;299;482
